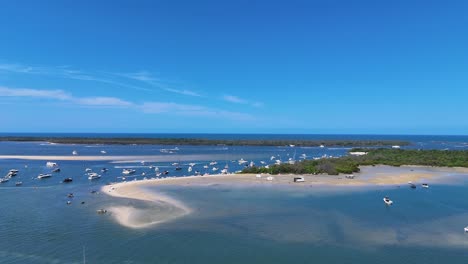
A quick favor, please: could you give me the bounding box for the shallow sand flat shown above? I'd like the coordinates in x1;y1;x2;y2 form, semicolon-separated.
101;165;468;228
103;181;191;228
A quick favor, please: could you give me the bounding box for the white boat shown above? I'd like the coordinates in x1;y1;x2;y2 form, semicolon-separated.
383;197;393;206
289;144;295;147
156;172;162;177
72;150;78;155
100;150;107;154
0;178;9;183
249;161;255;167
88;173;101;180
212;167;219;172
270;156;276;161
203;165;209;169
238;159;248;165
155;167;159;172
221;168;228;174
172;162;179;166
122;169;136;175
260;161;266;164
464;226;468;233
37;174;52;179
294;177;305;182
46;162;58;168
392;145;401;149
275;159;281;165
256;174;262;178
266;176;274;181
209;161;218;166
264;165;270;169
188;163;196;167
9;169;19;174
15;181;22;186
188;166;193;172
422;183;429;188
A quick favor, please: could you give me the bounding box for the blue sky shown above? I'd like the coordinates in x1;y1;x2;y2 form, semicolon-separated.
0;0;467;134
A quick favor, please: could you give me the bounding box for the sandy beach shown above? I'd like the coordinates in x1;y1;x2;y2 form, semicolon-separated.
101;165;468;228
0;154;258;163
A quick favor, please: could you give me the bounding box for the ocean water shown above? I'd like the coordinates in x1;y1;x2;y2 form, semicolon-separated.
0;134;468;263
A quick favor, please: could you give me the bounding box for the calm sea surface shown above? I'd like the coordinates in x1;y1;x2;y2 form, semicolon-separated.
0;134;467;263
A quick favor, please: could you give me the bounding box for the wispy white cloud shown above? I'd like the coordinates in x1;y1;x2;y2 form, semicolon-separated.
74;97;134;107
121;71;202;97
223;94;263;108
0;86;131;109
141;102;254;121
0;86;254;121
223;95;247;104
0;86;71;100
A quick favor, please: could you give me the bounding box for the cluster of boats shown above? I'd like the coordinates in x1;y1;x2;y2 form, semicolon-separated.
1;169;20;185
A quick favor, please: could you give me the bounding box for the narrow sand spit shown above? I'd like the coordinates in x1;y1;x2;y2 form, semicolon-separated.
0;154;259;162
102;182;191;229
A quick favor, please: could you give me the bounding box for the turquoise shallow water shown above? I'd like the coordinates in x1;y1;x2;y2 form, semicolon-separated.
1;138;468;263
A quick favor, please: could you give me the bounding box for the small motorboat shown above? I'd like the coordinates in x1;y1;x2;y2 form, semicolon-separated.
72;150;78;155
67;201;72;205
122;169;136;175
0;177;9;183
175;167;182;171
96;209;107;214
464;226;468;233
100;150;107;154
163;170;169;175
409;183;416;189
52;168;61;173
85;168;92;173
88;173;101;180
37;173;52;179
46;162;58;168
15;181;22;186
101;168;108;173
383;197;393;206
422;183;429;188
67;193;74;198
266;176;274;181
63;178;73;183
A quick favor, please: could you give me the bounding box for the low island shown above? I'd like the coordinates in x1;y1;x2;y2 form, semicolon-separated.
0;136;409;147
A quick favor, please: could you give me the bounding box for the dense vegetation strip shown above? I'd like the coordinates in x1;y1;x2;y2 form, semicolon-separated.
0;137;409;147
241;148;468;175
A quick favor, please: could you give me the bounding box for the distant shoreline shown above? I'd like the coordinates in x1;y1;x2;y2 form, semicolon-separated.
0;136;410;147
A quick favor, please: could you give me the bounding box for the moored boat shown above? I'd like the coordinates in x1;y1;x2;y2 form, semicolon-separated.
88;173;101;180
122;169;136;175
383;197;393;205
37;173;52;179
